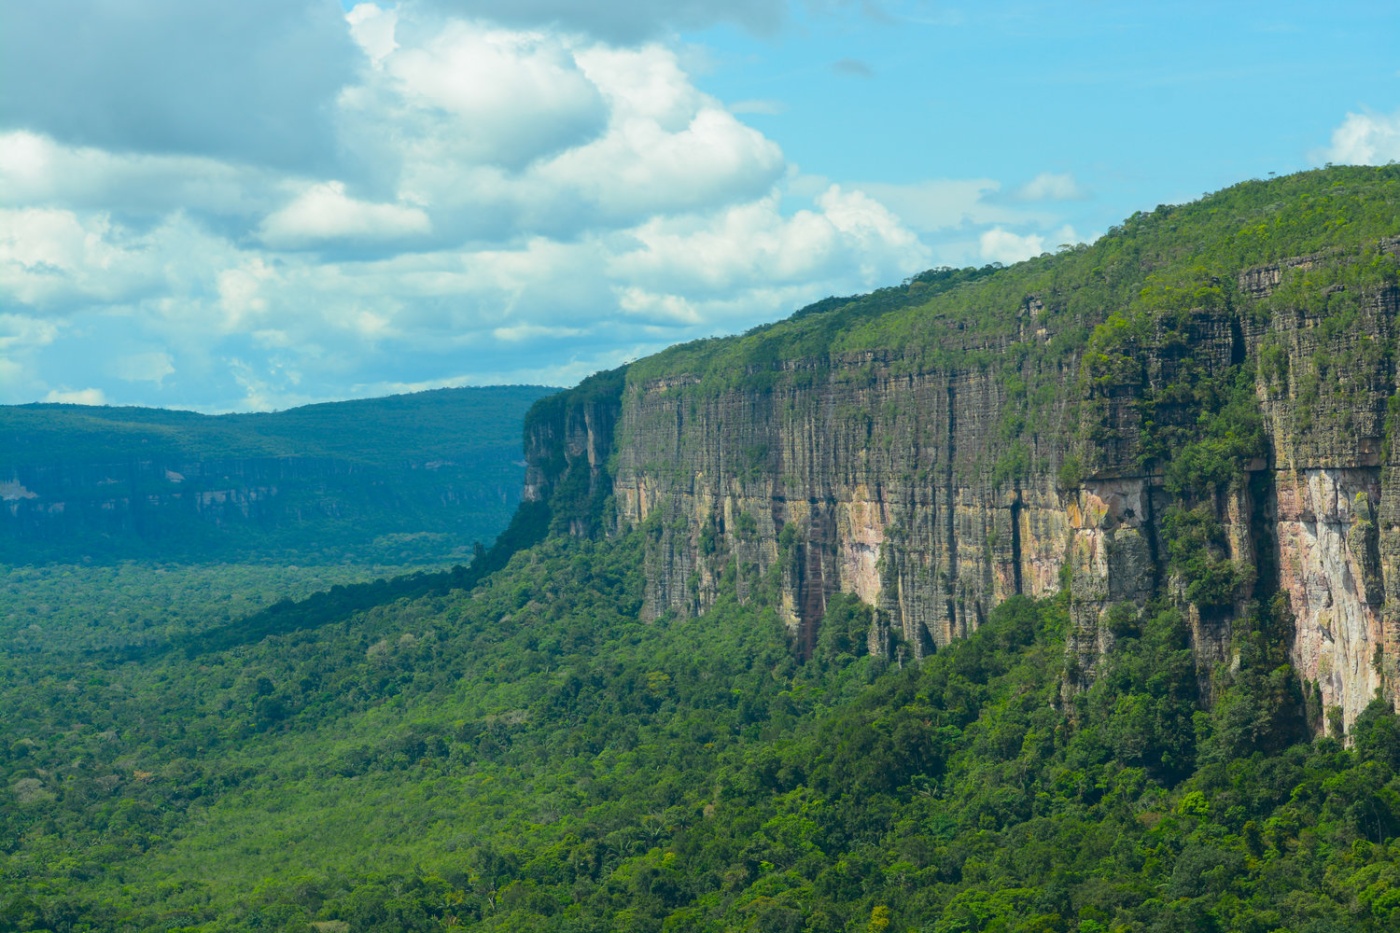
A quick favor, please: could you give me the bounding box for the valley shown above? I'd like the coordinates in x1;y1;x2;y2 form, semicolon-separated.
4;167;1400;932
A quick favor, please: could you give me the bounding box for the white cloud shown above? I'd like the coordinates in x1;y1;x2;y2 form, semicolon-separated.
421;0;788;44
493;323;588;342
857;179;1047;234
109;351;176;385
609;185;929;315
347;4;400;66
336;32;783;247
216;260;277;332
979;224;1086;265
382;21;609;169
259;182;431;249
818;185;924;255
0;208;140;308
0;7;1082;412
0;312;60;352
980;227;1046;264
0;130;286;228
0;0;358;171
44;388;107;406
1320;110;1400;166
1015;172;1088;201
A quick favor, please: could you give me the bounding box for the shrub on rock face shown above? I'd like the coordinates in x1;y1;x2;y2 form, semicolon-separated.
816;594;872;667
1354;698;1400;770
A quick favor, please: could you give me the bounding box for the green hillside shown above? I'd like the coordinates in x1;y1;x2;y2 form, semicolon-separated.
4;168;1400;932
0;386;557;564
631;164;1400;391
1;387;553;468
3;530;1398;932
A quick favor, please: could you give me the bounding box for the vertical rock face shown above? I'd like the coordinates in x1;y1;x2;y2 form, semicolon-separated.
1275;469;1385;725
521;368;625;539
610;359;1076;659
1246;254;1400;727
1064;479;1159;685
524;177;1400;729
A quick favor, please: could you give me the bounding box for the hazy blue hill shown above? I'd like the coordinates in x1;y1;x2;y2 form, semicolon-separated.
0;385;558;564
0;385;556;467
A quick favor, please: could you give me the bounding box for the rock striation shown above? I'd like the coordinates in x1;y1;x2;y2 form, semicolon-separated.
524;168;1400;731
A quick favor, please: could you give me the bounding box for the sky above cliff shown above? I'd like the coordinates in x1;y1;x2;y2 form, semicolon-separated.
2;1;1399;411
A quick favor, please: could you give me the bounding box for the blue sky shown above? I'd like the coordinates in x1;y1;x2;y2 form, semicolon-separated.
1;1;1398;411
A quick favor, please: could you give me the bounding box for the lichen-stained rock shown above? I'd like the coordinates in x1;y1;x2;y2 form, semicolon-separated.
1065;479;1158;686
609;360;1068;658
1276;468;1385;728
525;169;1400;730
594;273;1400;725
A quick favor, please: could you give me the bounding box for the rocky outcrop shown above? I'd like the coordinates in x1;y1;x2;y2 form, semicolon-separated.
524;187;1400;730
608;361;1075;660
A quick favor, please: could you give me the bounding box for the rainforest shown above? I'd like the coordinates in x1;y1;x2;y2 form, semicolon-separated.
5;166;1400;933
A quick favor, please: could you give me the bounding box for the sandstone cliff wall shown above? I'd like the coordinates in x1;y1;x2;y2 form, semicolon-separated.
527;234;1400;731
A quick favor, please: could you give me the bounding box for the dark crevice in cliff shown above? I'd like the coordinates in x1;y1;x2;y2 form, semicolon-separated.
1010;489;1024;596
1248;469;1281;603
1229;310;1247;368
798;541;825;662
1143;483;1162;595
943;380;958;641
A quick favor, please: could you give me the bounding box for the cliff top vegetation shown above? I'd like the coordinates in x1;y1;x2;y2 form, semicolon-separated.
628;165;1400;391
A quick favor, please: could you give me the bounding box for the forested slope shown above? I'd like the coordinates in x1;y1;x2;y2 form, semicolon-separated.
4;531;1400;931
5;168;1400;932
1;386;556;564
526;164;1400;729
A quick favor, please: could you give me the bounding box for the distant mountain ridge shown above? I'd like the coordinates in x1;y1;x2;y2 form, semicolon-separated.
0;385;558;564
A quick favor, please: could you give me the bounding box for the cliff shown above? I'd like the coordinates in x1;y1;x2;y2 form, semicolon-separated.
1;385;557;564
524;166;1400;731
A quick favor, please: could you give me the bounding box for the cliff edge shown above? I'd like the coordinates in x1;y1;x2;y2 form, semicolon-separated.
525;166;1400;731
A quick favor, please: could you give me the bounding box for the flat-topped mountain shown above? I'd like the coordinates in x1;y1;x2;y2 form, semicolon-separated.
0;385;557;564
523;165;1400;730
8;168;1400;933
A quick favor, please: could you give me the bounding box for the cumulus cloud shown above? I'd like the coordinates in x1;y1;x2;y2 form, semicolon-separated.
0;3;1074;411
259;182;432;250
1015;172;1088;201
979;224;1085;265
980;227;1045;265
45;388;108;406
346;3;400;66
1320;109;1400;166
347;37;787;247
421;0;788;44
381;21;609;170
611;186;926;296
0;0;359;171
0;131;284;225
0;208;245;314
